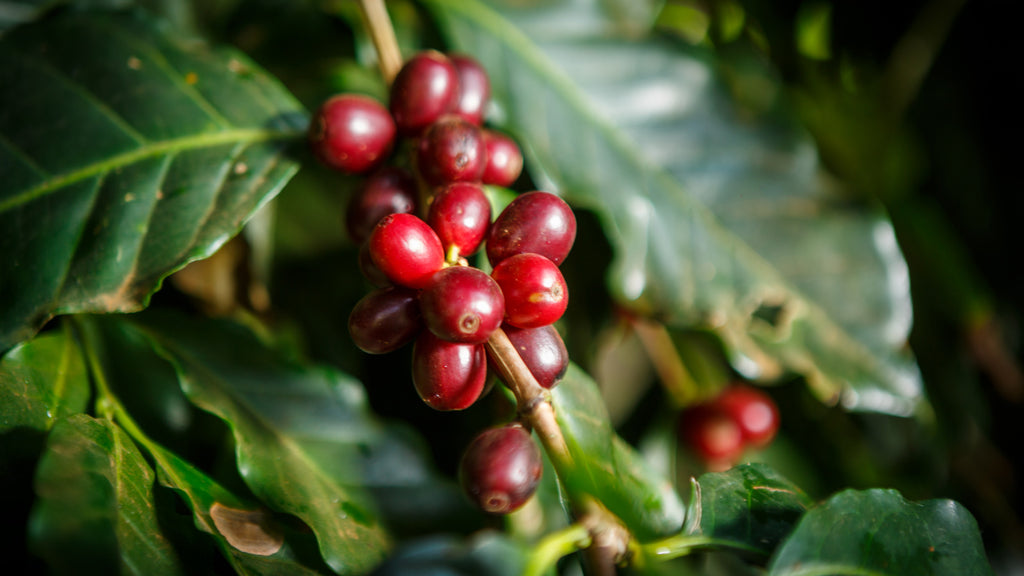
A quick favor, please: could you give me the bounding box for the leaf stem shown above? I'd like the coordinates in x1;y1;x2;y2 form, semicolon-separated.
523;523;591;576
641;534;768;562
629;316;699;407
357;0;404;83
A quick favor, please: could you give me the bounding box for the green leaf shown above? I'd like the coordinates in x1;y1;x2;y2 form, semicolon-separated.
0;9;307;352
767;489;993;576
551;364;684;541
421;0;924;416
372;532;529;576
121;310;473;575
690;464;813;555
28;414;185;575
0;324;89;433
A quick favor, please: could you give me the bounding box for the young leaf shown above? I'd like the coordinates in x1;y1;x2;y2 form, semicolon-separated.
28;414;185;575
421;0;924;416
0;9;307;352
551;364;685;541
767;489;994;575
0;324;89;433
689;464;813;556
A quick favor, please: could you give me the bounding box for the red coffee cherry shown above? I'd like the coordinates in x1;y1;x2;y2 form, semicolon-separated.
500;324;569;389
491;253;568;328
715;385;780;448
389;51;460;135
481;130;523;187
358;242;391;288
368;213;445;289
459;423;542;514
427;182;492;257
679;405;744;471
346;167;417;244
487;191;576;267
416;116;487;186
450;53;490;126
411;332;487;411
419;266;504;344
348;287;422;354
309;94;395;174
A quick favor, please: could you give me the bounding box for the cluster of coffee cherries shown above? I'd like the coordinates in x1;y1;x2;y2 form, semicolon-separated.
678;384;780;471
310;50;574;513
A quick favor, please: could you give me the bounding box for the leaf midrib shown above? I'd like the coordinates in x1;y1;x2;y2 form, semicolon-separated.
0;127;304;213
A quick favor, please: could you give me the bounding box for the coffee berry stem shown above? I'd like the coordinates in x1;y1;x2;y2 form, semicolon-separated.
356;0;403;83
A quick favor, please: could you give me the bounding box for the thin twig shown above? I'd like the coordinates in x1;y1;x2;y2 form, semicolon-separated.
356;0;404;83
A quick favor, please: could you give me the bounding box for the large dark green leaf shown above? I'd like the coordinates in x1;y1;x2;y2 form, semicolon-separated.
28;414;185;575
0;324;89;433
551;364;684;541
0;9;306;352
122;311;471;575
690;464;813;555
767;489;993;575
422;0;923;416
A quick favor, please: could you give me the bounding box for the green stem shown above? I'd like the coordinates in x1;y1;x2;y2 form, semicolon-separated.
523;523;592;576
641;534;768;562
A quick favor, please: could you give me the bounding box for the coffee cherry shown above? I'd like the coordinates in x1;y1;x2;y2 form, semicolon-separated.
346;167;417;244
501;325;568;389
389;51;460;135
487;192;577;267
309;94;395;174
679;405;744;471
459;423;542;514
491;253;568;328
358;242;391;287
348;287;421;354
368;213;445;289
419;266;504;344
716;385;780;448
412;332;487;411
450;54;490;126
481;130;523;187
416;116;487;186
426;182;492;257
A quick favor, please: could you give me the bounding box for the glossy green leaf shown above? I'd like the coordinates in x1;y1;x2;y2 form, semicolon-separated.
551;364;685;541
422;0;923;416
767;489;993;575
690;464;813;555
120;310;475;574
28;414;185;575
0;325;89;433
0;9;306;352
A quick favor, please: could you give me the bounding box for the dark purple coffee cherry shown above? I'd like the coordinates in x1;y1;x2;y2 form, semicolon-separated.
389;51;460;136
309;94;395;173
501;324;569;389
450;53;490;126
420;266;504;344
487;192;576;266
412;332;487;411
481;130;523;187
348;287;421;354
491;253;568;328
346;167;417;244
416;116;487;186
459;423;542;514
427;182;492;257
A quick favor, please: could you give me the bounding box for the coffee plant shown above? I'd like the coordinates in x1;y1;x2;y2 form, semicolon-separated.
1;0;1017;574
